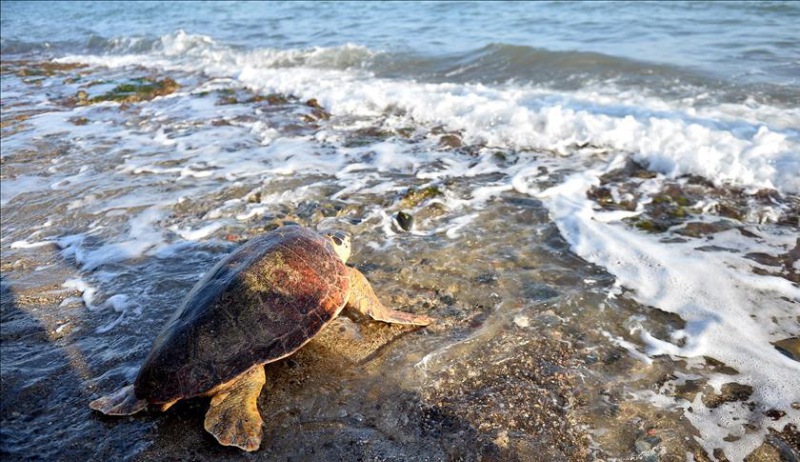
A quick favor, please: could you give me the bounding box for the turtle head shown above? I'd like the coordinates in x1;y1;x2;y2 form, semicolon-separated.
322;230;351;263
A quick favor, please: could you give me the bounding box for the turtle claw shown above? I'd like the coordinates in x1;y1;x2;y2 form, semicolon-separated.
90;384;148;416
205;398;264;451
203;366;266;452
206;412;264;452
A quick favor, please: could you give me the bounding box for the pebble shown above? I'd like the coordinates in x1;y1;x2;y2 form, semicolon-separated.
396;211;414;231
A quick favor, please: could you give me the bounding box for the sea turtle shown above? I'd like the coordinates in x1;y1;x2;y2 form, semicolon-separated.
89;225;434;451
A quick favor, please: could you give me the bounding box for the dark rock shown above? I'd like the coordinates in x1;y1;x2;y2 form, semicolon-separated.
701;382;753;408
773;337;800;362
676;221;734;238
439;134;462;149
745;252;784;267
587;186;615;207
674;379;705;402
439;293;457;305
475;272;499;285
396;211;414;231
764;409;786;421
703;357;739;375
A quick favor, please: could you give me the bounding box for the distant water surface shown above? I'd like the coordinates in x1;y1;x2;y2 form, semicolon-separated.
3;1;799;90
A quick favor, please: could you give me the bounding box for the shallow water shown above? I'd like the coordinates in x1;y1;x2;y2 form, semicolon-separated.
2;2;799;461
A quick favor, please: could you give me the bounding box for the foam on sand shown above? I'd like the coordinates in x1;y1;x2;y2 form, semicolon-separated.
538;165;800;459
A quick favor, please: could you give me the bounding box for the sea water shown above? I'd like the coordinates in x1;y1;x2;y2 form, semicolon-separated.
1;2;798;461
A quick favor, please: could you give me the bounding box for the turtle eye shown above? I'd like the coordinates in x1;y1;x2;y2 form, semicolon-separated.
330;235;343;246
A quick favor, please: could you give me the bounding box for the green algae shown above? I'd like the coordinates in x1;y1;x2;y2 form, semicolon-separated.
87;77;180;104
216;89;290;106
401;186;443;208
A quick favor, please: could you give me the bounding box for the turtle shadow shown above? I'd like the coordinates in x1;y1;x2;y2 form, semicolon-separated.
0;277;153;461
0;234;227;461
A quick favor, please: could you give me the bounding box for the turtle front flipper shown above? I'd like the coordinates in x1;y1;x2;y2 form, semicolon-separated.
89;384;148;415
204;365;266;452
346;267;435;326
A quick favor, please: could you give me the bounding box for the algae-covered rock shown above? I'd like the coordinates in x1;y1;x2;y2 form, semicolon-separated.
401;186;442;208
86;77;180;104
302;98;331;121
1;60;88;78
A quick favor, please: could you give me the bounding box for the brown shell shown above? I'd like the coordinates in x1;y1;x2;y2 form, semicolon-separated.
133;226;350;403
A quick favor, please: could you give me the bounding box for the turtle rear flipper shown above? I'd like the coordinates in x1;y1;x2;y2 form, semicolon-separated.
90;384;148;415
346;267;435;326
204;366;266;452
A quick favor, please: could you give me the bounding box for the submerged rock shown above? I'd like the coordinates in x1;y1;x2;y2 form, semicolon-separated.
84;77;180;104
773;337;800;362
676;220;734;238
701;382;754;408
439;134;462;149
1;59;88;78
401;186;442;208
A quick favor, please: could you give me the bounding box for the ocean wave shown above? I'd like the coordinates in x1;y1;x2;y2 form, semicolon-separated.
25;30;792;106
52;30;800;194
408;43;702;85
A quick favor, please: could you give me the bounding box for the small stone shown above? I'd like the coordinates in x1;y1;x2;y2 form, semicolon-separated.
773;337;800;361
676;221;733;238
513;315;530;328
674;379;705;402
396;211;414;231
764;409;786;420
439;134;462;149
475;272;499;285
493;430;510;448
634;439;652;453
701;382;753;408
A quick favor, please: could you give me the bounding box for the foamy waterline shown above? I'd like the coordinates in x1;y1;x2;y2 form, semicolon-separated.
57;32;800;195
538;164;799;459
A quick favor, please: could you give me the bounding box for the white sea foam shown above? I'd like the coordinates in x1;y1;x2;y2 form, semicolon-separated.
170;222;224;241
95;294;139;334
56;32;800;195
56;208;167;271
538;168;800;459
63;278;98;310
9;238;51;249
